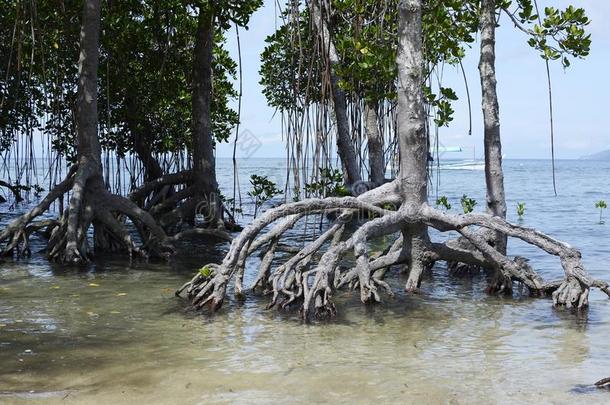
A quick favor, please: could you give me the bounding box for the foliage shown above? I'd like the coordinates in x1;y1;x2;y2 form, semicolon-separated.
292;185;301;202
304;168;350;198
423;0;478;66
198;0;263;30
13;183;45;199
435;196;452;210
333;0;399;103
248;175;283;217
0;0;249;161
260;5;321;111
0;0;81;156
517;202;526;219
425;86;459;127
99;1;240;157
502;1;591;68
596;200;607;224
218;190;242;215
460;194;477;214
260;0;478;119
199;265;212;277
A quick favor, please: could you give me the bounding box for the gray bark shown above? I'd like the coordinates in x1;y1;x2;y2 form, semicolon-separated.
134;128;163;182
479;0;507;254
309;0;361;185
75;0;102;170
125;96;164;183
62;0;104;262
191;9;220;222
364;102;385;185
61;0;170;260
396;0;430;291
396;0;427;204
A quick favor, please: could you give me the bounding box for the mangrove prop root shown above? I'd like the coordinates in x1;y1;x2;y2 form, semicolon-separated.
0;181;24;203
175;184;610;319
128;169;238;233
0;165;174;263
595;377;610;388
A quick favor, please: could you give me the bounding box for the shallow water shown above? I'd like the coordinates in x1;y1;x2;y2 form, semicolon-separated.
1;159;610;404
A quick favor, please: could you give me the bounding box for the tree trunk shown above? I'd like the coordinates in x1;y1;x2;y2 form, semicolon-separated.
62;0;105;261
364;102;385;186
479;0;507;254
396;0;430;291
124;96;171;211
133;127;163;182
191;9;220;224
75;0;102;171
125;96;164;183
58;0;169;260
309;0;361;186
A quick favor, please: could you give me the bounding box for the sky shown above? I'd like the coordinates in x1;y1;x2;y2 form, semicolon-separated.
216;0;610;160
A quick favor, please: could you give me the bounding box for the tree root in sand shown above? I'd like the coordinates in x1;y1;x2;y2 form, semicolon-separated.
175;180;610;320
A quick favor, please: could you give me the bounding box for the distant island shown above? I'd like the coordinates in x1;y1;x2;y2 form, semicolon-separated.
580;150;610;160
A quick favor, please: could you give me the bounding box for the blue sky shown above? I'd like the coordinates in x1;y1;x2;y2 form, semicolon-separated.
217;0;610;160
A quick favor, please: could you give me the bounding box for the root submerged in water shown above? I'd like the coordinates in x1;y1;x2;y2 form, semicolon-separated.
175;182;610;320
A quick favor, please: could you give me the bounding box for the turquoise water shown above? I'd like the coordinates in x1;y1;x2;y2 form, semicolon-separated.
1;158;610;404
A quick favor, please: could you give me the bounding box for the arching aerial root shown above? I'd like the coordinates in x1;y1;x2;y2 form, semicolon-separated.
176;183;610;319
0;163;174;263
595;377;610;388
0;180;24;203
127;170;240;233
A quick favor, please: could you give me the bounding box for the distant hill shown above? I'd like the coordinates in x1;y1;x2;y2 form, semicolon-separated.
580;150;610;160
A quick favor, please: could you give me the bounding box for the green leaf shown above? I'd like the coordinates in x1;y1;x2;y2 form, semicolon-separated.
199;266;212;278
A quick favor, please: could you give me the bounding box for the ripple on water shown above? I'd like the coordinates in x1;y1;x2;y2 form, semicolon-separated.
1;159;610;403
